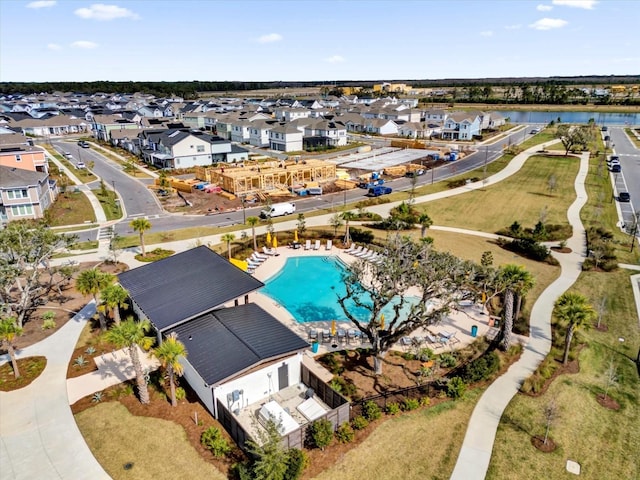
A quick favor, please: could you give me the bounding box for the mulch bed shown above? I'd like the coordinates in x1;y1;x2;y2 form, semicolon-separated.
531;435;557;452
0;356;47;391
550;246;572;254
595;393;620;411
522;357;581;397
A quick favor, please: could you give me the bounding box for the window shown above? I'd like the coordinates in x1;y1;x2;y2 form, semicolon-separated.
10;205;33;216
7;189;28;199
197;145;205;153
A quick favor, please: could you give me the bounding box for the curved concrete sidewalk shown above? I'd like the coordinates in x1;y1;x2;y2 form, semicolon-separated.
450;152;590;480
0;301;110;480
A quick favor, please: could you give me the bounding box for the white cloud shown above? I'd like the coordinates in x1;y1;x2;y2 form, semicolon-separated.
325;55;346;64
480;30;493;37
47;43;62;51
257;33;283;44
74;3;139;21
26;1;56;8
537;4;553;11
504;24;522;30
552;0;597;9
71;40;98;49
529;18;568;30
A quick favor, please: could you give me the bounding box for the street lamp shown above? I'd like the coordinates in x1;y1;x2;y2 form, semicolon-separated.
241;195;246;224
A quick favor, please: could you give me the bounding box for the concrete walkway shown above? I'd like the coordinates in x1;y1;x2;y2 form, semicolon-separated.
0;301;110;480
450;152;590;480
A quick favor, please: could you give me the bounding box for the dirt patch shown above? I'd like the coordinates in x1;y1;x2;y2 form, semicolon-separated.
7;261;129;351
66;320;121;379
531;435;557;452
0;356;47;391
595;393;620;411
595;324;609;332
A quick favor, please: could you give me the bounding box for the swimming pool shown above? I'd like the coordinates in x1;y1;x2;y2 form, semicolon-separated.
261;256;414;323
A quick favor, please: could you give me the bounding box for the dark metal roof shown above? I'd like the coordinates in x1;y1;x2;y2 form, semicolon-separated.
118;246;264;331
170;303;309;386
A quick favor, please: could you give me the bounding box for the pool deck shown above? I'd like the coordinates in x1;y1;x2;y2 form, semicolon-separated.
237;245;520;358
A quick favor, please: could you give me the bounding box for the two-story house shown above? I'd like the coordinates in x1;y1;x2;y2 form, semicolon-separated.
441;112;482;141
0;133;48;174
0;165;57;225
303;120;348;148
269;124;303;152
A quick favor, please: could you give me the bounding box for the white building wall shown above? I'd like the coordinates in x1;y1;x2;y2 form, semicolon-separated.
212;353;303;416
182;359;215;414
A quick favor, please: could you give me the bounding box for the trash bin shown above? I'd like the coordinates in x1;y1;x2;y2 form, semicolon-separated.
471;325;478;338
311;342;319;353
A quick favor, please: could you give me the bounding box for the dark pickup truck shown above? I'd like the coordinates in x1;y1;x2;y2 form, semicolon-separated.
367;186;392;197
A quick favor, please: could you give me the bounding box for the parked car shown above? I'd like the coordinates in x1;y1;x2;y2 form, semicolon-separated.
610;164;621;173
405;169;425;178
78;141;90;148
367;186;392;197
530;127;541;134
607;155;619;164
618;192;631;202
601;126;608;132
63;152;72;158
76;161;86;169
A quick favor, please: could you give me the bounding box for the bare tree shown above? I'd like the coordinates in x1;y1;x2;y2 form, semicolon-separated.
596;296;607;329
542;398;560;446
547;175;557;194
602;359;618;400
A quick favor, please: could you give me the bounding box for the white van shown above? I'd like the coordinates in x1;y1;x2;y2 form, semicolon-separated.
260;202;296;218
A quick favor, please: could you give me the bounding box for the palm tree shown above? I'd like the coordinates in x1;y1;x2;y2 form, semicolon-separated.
76;269;114;331
341;211;356;246
555;292;595;364
221;233;235;259
100;284;129;325
246;216;259;251
0;317;23;378
106;317;155;404
418;213;433;238
130;218;152;256
154;332;186;407
498;264;534;350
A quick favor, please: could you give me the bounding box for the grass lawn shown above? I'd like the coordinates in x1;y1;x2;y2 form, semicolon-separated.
313;391;480;480
417;154;580;234
624;128;640;148
94;188;123;221
75;402;225;480
487;269;640;480
47;190;96;226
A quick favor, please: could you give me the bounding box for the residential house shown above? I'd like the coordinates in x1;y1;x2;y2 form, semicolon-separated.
0;165;57;225
397;122;440;139
269;124;303;152
230;120;253;144
0;133;48;173
249;120;278;148
487;112;506;129
423;109;448;123
440;112;481;141
364;118;398;136
303;119;348;148
92;114;141;142
7;115;90;136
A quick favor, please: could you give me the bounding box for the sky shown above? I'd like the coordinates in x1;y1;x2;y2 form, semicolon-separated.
1;0;638;82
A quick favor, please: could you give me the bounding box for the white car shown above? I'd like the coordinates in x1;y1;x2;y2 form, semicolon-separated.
76;161;86;169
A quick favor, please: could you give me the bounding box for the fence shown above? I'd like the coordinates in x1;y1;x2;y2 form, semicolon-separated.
216;364;351;452
350;381;443;417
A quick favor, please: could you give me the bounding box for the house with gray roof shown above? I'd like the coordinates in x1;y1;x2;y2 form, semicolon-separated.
0;165;57;225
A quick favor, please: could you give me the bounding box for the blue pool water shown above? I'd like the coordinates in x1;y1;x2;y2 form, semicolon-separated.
261;256;414;323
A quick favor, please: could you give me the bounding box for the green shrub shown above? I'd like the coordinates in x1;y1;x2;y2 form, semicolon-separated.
308;419;333;450
329;376;357;398
362;400;381;421
418;348;433;361
284;448;308;480
385;402;400;415
320;352;344;375
175;386;186;401
459;351;501;383
74;355;88;367
349;227;374;244
420;396;431;407
439;353;457;368
402;398;420;411
201;427;231;457
135;248;175;262
42;318;56;330
335;422;355;444
402;352;415;361
447;377;467;399
351;415;369;430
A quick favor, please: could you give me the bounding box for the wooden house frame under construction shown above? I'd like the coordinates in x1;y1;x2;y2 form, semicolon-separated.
195;159;337;196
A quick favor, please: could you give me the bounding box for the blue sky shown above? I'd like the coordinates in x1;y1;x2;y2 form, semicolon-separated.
1;0;638;82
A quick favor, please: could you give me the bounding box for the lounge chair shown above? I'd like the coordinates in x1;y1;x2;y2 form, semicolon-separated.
424;333;443;349
354;248;370;258
249;253;266;263
246;258;261;269
308;329;318;341
326;239;332;250
262;246;276;256
304;239;311;250
313;240;321;250
349;245;363;256
321;329;333;343
400;336;413;351
254;251;269;261
344;244;358;254
337;328;347;344
347;329;360;344
360;250;376;260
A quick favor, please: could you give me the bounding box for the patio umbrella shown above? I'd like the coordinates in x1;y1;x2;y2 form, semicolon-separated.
380;314;385;330
293;230;298;243
272;235;278;250
266;231;271;247
331;319;337;337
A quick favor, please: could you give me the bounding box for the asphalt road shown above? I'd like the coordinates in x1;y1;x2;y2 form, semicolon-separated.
609;127;639;233
67;126;533;242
